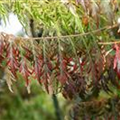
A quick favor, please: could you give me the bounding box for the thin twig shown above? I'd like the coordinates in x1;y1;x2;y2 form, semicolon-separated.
98;40;120;45
0;24;118;41
23;24;118;40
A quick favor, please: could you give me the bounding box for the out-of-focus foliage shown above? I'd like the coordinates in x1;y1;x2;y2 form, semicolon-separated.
0;75;68;120
0;81;67;120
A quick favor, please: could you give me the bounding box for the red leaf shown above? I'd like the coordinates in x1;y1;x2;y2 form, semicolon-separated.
113;44;120;79
22;46;33;60
33;57;43;83
0;41;5;63
6;45;19;78
42;73;49;93
58;71;68;84
46;60;53;71
19;58;31;86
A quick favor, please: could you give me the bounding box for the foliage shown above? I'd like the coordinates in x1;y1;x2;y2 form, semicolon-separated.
0;83;56;120
0;0;120;119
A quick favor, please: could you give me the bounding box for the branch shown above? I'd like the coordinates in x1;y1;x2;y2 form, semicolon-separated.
98;40;120;45
25;24;118;40
52;94;63;120
0;24;118;41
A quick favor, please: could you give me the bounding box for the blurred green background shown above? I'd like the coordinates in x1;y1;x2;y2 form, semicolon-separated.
0;78;68;120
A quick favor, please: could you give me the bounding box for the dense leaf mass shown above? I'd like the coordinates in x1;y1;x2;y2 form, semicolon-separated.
0;30;118;99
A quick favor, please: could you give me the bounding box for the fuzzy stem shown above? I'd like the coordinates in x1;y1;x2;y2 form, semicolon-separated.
52;94;63;120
